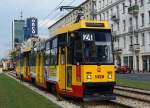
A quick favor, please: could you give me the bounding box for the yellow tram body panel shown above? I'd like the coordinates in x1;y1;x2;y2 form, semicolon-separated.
52;20;111;36
35;52;45;86
81;65;115;83
16;60;20;76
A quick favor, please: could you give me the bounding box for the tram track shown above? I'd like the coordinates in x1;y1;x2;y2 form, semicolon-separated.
6;71;148;108
113;86;150;108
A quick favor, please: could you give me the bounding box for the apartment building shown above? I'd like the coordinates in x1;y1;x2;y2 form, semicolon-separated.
96;0;150;72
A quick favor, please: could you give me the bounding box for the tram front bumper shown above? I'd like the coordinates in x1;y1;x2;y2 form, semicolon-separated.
83;94;116;101
83;82;116;101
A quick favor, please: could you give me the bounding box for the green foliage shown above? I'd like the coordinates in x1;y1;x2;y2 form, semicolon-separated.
117;78;150;91
0;74;61;108
10;50;17;58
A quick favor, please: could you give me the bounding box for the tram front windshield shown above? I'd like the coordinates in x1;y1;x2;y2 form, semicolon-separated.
75;29;113;64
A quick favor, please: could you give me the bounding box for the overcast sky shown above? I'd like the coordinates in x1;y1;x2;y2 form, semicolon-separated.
0;0;85;59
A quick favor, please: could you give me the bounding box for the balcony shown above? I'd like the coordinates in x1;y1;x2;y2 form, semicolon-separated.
113;49;122;54
128;26;139;34
128;5;139;15
91;9;97;15
134;26;139;34
128;26;134;33
133;44;140;51
129;44;140;51
111;14;119;22
112;31;117;36
129;44;134;51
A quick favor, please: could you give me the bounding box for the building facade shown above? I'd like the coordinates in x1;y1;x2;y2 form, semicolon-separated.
24;17;38;40
96;0;150;72
48;0;97;36
12;20;25;49
12;17;38;50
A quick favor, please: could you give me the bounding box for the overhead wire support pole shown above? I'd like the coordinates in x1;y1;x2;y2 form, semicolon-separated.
59;6;83;23
59;6;82;11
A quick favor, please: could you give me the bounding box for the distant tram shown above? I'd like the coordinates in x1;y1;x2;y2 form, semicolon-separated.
16;20;116;101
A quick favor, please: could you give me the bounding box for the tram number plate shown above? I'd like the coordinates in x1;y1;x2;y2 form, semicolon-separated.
95;75;104;79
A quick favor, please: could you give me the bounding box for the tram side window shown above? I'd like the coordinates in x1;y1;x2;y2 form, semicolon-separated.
67;36;74;64
45;50;50;66
58;34;66;46
29;53;33;66
74;35;82;63
50;38;58;65
32;53;36;66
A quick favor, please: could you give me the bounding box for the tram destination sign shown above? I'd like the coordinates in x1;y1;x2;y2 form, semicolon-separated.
86;22;105;27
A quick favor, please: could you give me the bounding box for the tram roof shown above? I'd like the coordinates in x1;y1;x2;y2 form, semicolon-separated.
52;20;111;36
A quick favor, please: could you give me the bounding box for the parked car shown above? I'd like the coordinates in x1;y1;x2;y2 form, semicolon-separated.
115;65;132;74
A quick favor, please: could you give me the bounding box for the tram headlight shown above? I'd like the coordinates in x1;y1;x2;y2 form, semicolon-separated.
108;72;112;79
87;75;92;79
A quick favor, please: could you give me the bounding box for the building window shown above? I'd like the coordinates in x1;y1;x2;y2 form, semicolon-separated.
117;22;119;31
142;33;145;46
135;16;138;29
129;17;133;27
107;11;109;20
135;34;139;44
141;0;144;6
99;14;102;20
129;0;132;6
117;38;119;48
135;0;138;4
99;1;101;9
149;32;150;44
123;20;126;31
103;13;105;20
106;0;108;5
124;36;126;48
130;36;133;45
122;3;125;14
149;11;150;24
116;5;119;17
141;13;144;26
103;0;104;8
111;8;113;15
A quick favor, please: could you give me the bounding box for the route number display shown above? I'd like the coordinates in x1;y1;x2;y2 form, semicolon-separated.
82;33;94;41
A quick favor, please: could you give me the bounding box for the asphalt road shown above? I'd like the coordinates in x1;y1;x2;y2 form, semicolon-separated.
116;73;150;81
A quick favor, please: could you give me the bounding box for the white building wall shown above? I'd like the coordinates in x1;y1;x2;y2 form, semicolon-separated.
96;0;150;72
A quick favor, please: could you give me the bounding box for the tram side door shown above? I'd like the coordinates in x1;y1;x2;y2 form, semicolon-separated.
59;46;66;91
59;46;72;92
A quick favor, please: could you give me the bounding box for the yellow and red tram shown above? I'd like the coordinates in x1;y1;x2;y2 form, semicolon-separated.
16;20;116;101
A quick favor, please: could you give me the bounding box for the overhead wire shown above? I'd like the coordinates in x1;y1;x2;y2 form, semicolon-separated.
38;0;66;27
39;0;77;28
